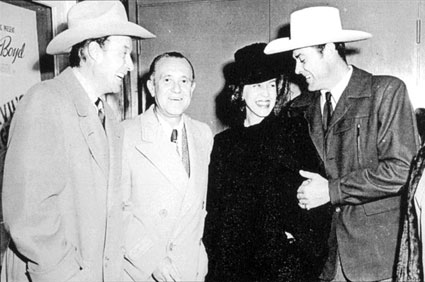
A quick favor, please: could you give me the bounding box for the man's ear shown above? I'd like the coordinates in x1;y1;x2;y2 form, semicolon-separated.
323;43;337;57
190;81;196;97
87;41;103;62
147;78;155;97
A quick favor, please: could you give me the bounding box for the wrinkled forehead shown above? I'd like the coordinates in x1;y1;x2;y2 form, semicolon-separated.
154;57;194;79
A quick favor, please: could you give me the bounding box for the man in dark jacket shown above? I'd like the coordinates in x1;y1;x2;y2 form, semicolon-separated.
265;6;420;281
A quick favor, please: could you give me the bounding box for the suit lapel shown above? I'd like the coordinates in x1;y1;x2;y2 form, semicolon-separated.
327;66;371;134
58;68;109;177
135;107;188;194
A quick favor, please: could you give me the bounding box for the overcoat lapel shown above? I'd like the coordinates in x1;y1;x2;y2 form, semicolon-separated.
135;107;188;194
104;103;121;206
58;68;109;177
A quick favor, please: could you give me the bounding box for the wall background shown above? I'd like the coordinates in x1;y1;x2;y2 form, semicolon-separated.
135;0;424;134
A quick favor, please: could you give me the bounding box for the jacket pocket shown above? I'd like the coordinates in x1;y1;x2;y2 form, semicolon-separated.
124;214;155;260
362;196;401;216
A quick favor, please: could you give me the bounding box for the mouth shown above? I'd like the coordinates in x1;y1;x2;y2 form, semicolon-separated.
116;73;125;80
304;75;312;83
169;97;183;102
255;100;271;108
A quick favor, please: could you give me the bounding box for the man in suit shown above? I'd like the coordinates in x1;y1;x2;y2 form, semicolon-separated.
121;52;213;281
0;1;155;281
265;6;420;281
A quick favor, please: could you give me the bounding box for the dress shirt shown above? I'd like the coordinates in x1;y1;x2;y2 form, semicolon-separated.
320;65;353;114
155;109;184;156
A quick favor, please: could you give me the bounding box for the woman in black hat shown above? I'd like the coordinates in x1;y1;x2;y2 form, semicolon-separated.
204;43;332;282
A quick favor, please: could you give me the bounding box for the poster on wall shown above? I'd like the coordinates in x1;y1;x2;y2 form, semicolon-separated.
0;1;41;149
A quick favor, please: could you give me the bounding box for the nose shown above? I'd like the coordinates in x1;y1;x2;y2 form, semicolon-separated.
259;86;269;97
172;81;181;93
126;54;134;72
294;60;302;75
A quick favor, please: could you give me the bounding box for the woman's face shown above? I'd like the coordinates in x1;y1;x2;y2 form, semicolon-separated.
242;78;277;125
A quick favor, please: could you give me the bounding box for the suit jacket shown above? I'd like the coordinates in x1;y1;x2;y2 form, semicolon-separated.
1;67;124;282
291;66;419;281
121;105;213;281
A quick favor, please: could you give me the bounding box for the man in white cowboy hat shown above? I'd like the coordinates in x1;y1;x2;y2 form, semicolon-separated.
1;1;154;281
265;6;419;282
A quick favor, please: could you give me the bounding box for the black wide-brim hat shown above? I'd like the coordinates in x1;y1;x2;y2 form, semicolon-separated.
233;42;282;85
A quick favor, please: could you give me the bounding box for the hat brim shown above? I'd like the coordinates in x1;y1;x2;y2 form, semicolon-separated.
264;30;371;54
47;21;156;55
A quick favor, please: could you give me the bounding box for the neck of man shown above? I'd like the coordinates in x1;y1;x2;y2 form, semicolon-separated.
326;59;350;91
73;65;103;99
155;107;183;128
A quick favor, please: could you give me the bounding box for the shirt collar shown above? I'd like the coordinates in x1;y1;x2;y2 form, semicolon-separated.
154;107;184;141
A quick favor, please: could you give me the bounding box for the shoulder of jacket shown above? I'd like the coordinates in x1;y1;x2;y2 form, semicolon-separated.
186;116;213;138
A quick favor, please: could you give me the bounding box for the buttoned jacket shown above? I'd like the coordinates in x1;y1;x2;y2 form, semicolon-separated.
291;66;419;281
1;67;124;282
121;105;213;281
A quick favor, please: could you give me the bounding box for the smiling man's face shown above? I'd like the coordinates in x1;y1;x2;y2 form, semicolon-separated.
293;45;332;92
147;56;195;120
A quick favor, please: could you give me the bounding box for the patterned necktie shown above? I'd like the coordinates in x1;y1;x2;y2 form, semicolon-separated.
323;91;333;132
95;98;105;129
170;127;190;176
181;125;190;176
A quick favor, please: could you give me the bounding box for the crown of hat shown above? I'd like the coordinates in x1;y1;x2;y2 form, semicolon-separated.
290;6;343;40
233;43;280;85
68;1;128;29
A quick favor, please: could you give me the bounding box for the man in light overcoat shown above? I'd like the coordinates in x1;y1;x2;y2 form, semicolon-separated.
121;52;213;281
1;1;155;281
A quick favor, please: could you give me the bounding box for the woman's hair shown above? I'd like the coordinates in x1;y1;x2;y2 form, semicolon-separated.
228;73;291;126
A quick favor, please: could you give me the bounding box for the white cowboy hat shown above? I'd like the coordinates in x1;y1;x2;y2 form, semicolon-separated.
264;6;371;54
46;1;155;55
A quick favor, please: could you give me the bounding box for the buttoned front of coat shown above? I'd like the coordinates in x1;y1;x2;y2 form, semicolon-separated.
121;105;213;281
292;66;420;281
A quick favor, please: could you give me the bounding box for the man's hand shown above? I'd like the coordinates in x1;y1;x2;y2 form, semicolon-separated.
152;257;181;282
297;170;330;210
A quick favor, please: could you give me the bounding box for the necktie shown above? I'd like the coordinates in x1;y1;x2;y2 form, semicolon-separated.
95;98;105;129
323;91;333;132
170;128;190;176
181;125;190;176
171;129;178;143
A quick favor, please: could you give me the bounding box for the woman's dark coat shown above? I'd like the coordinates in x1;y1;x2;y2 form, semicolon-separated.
204;109;332;282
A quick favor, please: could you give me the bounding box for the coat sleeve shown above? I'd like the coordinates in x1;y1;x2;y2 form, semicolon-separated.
329;78;420;205
2;85;82;282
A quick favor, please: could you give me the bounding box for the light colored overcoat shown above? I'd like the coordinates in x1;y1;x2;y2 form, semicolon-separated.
1;67;124;282
121;105;213;281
